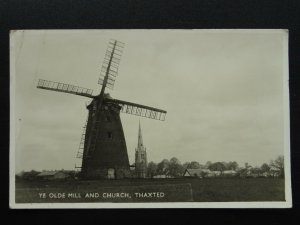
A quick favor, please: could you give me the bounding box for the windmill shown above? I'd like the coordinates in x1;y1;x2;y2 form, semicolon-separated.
37;39;167;179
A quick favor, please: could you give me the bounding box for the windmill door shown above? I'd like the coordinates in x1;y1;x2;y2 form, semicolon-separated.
107;168;115;179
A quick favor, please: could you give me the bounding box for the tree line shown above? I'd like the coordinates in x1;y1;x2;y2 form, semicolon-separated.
147;155;284;178
16;155;284;180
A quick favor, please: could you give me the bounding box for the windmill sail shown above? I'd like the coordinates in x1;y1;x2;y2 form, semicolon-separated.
37;79;94;98
98;39;125;90
105;98;167;121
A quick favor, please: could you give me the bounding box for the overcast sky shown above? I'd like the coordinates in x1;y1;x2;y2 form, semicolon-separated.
11;30;288;172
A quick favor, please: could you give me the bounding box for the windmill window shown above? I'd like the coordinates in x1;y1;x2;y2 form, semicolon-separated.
107;132;113;139
106;116;111;122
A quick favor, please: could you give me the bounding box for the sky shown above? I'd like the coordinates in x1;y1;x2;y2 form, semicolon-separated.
11;30;289;173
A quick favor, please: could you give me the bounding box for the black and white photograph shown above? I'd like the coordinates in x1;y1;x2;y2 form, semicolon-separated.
9;29;291;208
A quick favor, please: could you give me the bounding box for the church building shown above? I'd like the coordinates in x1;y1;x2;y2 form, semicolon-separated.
135;121;148;178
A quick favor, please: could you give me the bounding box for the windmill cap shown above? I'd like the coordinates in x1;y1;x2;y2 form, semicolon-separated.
104;93;112;99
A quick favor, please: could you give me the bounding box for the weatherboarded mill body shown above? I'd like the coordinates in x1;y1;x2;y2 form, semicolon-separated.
81;95;130;178
37;39;166;179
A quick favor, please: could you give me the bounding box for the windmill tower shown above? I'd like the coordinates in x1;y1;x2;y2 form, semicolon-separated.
135;121;148;178
37;39;167;179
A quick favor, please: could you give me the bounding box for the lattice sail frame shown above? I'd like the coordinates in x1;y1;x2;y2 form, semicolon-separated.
120;104;166;121
106;99;167;121
98;39;125;90
37;79;94;98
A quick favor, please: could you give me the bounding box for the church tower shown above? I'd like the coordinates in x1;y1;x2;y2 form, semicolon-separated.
135;121;148;178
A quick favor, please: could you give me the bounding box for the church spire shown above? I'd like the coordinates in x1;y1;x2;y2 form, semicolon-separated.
135;120;147;178
137;120;143;148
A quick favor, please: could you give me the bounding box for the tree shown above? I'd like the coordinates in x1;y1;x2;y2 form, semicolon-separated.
189;161;201;169
227;161;239;171
200;171;209;178
237;168;248;178
270;155;284;178
147;161;158;178
156;159;170;175
183;162;190;169
169;157;184;177
250;167;261;177
170;157;180;165
221;162;229;170
244;162;251;169
205;161;212;169
208;162;226;173
260;163;270;173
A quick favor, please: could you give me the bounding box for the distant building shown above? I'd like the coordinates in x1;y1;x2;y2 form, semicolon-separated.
184;169;237;178
223;170;237;176
184;168;210;178
135;122;147;178
153;174;173;179
37;171;70;180
129;164;136;171
206;171;221;177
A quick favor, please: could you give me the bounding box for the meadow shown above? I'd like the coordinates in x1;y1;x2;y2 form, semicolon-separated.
15;178;285;203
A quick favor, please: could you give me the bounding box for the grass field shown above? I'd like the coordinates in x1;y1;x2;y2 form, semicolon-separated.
15;178;285;203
